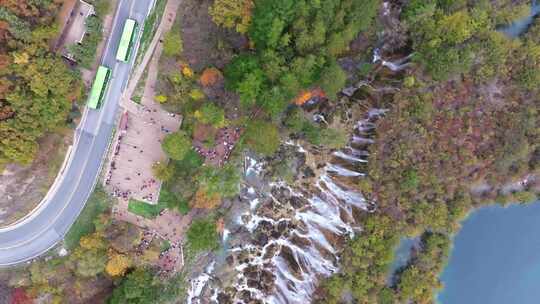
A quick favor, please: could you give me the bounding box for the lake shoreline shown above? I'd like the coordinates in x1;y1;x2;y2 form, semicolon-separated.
437;200;540;303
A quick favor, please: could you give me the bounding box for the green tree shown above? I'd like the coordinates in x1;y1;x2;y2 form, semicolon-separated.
70;247;107;277
318;60;346;100
237;70;266;108
90;0;111;17
162;131;191;160
196;102;226;128
108;269;159;304
438;11;475;44
162;29;183;57
0;7;32;41
152;162;174;181
243;119;280;156
283;107;307;133
224;54;260;90
209;0;253;33
186;217;219;252
68;15;102;68
197;164;240;198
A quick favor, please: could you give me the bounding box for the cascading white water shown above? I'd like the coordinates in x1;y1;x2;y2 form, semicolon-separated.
333;150;367;163
325;163;365;177
223;229;230;242
187;262;215;304
373;48;413;72
186;110;386;303
382;1;390;16
352;135;375;144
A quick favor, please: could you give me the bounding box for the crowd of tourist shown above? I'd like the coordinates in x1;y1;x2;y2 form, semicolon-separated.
194;126;242;166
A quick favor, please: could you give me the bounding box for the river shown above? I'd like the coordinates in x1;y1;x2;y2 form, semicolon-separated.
438;201;540;304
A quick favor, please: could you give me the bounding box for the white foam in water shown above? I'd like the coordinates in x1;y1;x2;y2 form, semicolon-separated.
356;121;376;132
223;229;230;242
187;262;216;304
270;239;339;304
332;151;367;163
245;156;263;177
345;146;370;157
352;136;375;144
382;60;412;72
373;48;382;63
294;223;336;255
321;174;368;210
368;108;389;117
244;214;291;233
250;198;260;210
382;1;390;16
372;48;413;72
326;163;365;177
297;209;342;235
284;140;307;153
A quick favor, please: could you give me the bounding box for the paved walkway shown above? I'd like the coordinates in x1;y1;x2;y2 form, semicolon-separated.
124;0;182;99
107;0;183;204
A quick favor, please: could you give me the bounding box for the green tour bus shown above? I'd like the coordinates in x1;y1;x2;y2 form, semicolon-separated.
87;65;111;109
116;19;138;62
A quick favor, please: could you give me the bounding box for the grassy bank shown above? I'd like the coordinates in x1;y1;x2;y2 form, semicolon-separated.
134;0;167;67
128;198;166;219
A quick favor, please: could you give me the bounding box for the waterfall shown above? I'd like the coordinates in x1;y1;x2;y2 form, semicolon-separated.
373;48;413;72
332;150;367;163
352;135;375;145
223;229;230;242
325;164;365;177
187;262;215;304
186;110;386;303
382;1;390;16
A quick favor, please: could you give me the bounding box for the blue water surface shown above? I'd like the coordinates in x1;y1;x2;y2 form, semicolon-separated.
499;0;540;37
438;201;540;304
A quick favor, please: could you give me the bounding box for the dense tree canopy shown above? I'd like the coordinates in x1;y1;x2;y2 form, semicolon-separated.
318;1;540;302
404;0;540;84
223;0;378;117
0;1;81;166
108;269;159;304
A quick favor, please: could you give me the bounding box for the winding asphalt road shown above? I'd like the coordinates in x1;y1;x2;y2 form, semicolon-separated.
0;0;153;266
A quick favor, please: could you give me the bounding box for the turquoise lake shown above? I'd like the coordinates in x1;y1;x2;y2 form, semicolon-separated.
438;201;540;304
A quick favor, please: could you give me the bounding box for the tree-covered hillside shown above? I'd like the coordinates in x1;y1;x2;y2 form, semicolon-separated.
0;0;82;166
318;1;540;303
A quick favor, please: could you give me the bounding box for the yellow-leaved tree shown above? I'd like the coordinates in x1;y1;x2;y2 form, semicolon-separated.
190;187;221;209
209;0;253;33
105;252;132;277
